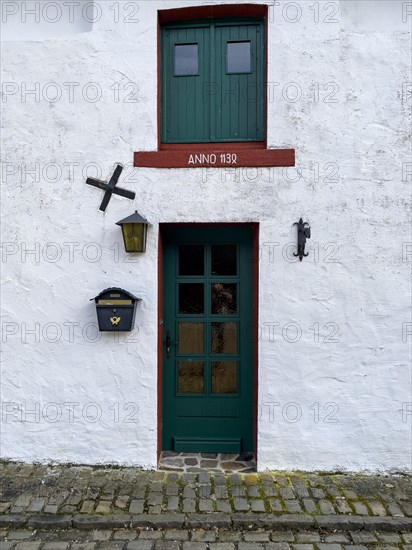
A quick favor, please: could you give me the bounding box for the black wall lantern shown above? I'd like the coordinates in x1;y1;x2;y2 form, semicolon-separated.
92;288;140;331
293;218;311;261
116;211;149;253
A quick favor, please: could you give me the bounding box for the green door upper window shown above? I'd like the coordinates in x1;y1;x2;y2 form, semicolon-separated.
161;19;265;144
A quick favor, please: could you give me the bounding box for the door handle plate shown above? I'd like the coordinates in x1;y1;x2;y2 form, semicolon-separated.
166;330;171;358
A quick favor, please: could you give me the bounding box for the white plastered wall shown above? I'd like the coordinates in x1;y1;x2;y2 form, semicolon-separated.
1;0;411;471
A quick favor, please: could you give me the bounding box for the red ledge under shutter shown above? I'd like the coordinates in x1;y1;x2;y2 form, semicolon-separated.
134;149;295;169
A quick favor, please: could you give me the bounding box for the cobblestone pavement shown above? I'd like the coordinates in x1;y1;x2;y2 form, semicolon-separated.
1;463;410;518
1;527;412;550
1;463;411;549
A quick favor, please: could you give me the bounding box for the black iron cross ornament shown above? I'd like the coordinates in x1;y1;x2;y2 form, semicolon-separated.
86;164;136;212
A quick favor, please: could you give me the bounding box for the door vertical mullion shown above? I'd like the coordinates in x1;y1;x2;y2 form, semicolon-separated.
173;244;179;399
210;23;216;142
162;241;179;450
205;243;211;397
161;29;168;143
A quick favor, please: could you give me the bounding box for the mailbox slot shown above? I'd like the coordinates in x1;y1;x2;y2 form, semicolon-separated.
98;299;133;305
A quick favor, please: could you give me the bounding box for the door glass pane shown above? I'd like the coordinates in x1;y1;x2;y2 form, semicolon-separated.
179;245;204;276
211;361;238;393
178;361;204;393
211;244;237;275
179;283;204;314
178;323;204;354
175;43;198;76
211;283;237;314
211;323;237;354
227;41;251;73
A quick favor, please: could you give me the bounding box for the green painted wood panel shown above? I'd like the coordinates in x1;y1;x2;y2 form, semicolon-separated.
162;25;211;143
161;19;265;143
162;226;254;452
214;22;264;141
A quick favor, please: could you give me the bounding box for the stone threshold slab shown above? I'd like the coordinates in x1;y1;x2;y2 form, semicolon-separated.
0;513;410;533
158;451;256;473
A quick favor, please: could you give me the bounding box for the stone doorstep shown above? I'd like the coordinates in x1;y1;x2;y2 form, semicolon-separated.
0;513;410;533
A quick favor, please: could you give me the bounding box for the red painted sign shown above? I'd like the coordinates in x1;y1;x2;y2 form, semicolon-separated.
134;149;295;168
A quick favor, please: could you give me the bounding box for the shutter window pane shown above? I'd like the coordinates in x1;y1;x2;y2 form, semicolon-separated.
175;43;199;76
227;41;251;73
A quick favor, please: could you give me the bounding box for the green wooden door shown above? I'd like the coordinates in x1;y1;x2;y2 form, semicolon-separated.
162;226;254;452
161;19;265;143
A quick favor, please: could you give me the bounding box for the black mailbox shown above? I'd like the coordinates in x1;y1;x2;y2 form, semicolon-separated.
92;288;140;332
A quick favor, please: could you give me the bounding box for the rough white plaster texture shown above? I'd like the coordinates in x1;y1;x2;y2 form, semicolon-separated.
1;0;411;471
0;0;93;40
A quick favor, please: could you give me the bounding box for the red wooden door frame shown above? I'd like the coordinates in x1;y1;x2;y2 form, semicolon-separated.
157;223;259;464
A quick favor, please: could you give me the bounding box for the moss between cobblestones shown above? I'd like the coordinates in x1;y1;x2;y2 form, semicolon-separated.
335;482;355;515
351;493;374;516
142;475;151;514
226;474;235;514
335;479;373;516
176;471;185;513
162;471;169;513
255;472;271;513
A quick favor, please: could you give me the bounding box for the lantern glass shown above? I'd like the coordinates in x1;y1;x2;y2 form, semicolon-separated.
116;211;148;253
122;222;147;252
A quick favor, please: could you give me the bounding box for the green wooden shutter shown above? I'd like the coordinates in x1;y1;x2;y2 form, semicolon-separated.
214;22;264;142
161;19;265;144
161;25;211;143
